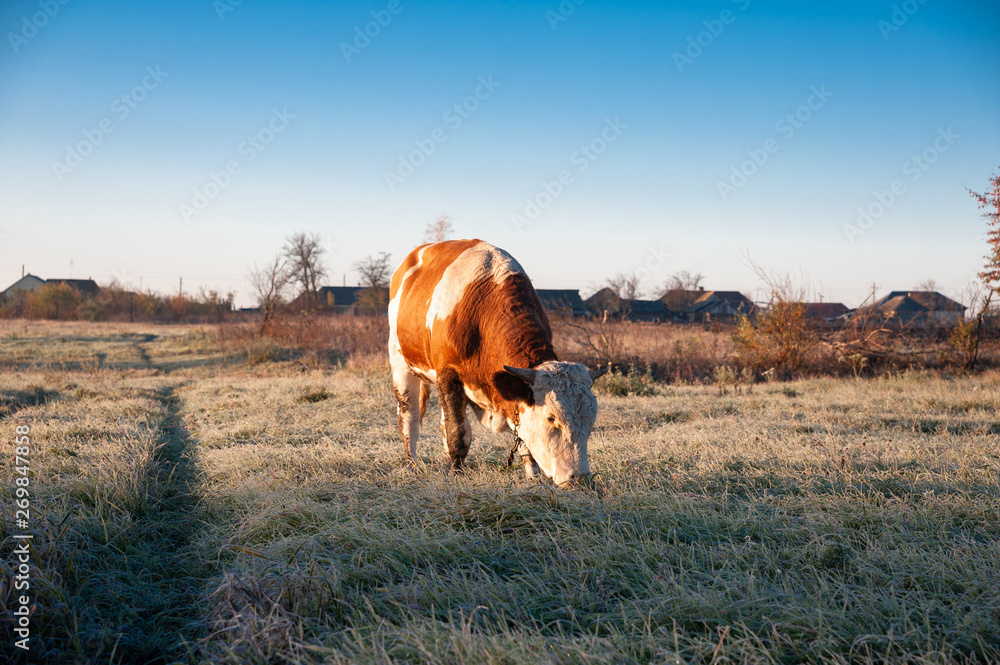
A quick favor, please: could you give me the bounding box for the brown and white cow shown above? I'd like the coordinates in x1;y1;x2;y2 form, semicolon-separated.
387;239;606;486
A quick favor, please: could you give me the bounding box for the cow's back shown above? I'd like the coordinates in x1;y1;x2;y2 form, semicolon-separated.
389;240;555;403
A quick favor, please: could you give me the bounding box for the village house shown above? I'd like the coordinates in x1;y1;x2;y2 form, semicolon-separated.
854;291;967;327
1;274;101;302
535;289;587;317
803;302;849;327
290;286;391;314
682;289;755;323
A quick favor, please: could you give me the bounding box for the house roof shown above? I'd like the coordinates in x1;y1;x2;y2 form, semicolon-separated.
685;290;754;314
1;274;45;295
44;278;101;296
628;299;673;316
585;287;624;310
693;290;753;307
880;295;928;314
803;302;849;319
875;291;965;312
535;289;585;312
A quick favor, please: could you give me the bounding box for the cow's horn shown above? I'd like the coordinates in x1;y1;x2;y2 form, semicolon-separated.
588;366;609;381
503;365;537;385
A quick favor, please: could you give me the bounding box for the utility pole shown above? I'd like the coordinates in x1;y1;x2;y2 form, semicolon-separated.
179;277;183;294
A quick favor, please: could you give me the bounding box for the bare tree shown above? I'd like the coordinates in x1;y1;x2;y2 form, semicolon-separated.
353;252;393;314
422;214;454;244
589;272;641;322
353;252;393;288
283;232;328;306
662;270;704;293
607;272;641;301
913;279;939;292
249;253;291;335
660;270;705;312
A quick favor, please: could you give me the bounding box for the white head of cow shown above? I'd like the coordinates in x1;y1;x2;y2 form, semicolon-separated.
503;361;607;486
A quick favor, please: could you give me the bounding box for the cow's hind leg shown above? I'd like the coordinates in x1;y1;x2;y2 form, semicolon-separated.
419;381;431;423
392;363;422;462
438;368;471;471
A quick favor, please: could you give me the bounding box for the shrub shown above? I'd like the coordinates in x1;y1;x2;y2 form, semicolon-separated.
23;283;80;320
247;337;283;366
297;388;330;403
593;364;656;397
733;301;812;377
713;364;736;394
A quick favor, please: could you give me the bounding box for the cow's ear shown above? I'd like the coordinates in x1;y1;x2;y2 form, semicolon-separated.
494;370;534;405
588;366;609;382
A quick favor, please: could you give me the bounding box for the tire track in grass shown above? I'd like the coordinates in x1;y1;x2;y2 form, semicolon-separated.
116;336;213;663
132;334;156;369
13;385;212;662
134;383;211;664
67;383;210;664
71;343;212;662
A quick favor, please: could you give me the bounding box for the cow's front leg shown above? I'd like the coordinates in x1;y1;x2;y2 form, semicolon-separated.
519;442;540;478
437;368;471;471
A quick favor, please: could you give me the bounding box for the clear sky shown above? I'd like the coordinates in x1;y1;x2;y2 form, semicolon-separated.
1;0;998;307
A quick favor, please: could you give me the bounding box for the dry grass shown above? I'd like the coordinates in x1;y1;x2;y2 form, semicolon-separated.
1;321;999;664
551;315;1000;383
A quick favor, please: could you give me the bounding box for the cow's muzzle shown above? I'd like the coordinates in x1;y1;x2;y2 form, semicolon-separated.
557;472;594;489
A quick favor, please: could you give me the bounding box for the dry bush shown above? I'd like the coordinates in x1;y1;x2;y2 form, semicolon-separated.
551;315;732;383
732;301;813;378
12;282;82;319
217;313;389;370
0;282;234;323
217;307;1000;383
817;288;1000;375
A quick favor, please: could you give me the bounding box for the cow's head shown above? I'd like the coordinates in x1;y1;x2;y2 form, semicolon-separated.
503;361;607;486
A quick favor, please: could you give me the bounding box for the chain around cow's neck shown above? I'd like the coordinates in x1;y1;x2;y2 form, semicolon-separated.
505;411;524;468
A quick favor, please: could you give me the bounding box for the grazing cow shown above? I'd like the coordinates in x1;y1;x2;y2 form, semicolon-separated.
388;239;606;485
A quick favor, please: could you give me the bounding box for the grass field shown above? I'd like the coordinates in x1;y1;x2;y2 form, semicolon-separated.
1;321;999;664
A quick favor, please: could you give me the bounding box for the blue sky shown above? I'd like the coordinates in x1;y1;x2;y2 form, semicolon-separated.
1;0;998;307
